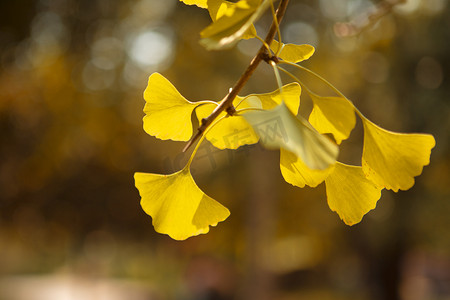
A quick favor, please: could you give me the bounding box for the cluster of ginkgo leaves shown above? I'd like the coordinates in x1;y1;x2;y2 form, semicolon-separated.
134;0;435;240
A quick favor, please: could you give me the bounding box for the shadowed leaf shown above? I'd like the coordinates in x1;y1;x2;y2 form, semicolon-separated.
244;102;339;170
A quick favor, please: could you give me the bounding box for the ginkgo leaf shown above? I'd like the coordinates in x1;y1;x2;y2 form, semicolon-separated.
325;162;383;225
270;40;315;63
308;93;356;144
195;83;301;149
180;0;208;8
244;102;339;170
143;73;207;142
361;117;435;192
207;0;257;39
200;0;269;50
135;166;230;240
280;149;333;188
196;100;259;149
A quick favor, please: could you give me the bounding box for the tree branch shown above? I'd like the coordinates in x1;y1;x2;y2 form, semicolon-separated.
183;0;290;152
334;0;406;37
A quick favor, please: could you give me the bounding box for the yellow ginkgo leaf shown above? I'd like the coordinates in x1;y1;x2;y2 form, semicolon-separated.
179;0;208;8
325;162;383;225
280;149;333;188
244;102;339;170
135;167;230;241
195;83;301;149
207;0;257;39
143;73;205;142
361;117;436;192
196;100;259;149
270;40;315;63
308;94;356;144
200;0;269;50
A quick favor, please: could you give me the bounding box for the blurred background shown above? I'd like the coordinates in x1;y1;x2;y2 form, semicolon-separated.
0;0;449;299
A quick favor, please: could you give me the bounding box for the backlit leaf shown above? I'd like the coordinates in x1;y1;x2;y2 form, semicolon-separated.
361;117;435;192
206;0;257;39
200;0;270;50
195;83;301;149
143;73;208;141
325;162;383;225
280;149;333;188
195;98;259;149
135;166;230;240
270;40;315;63
308;94;356;144
244;102;339;170
180;0;208;8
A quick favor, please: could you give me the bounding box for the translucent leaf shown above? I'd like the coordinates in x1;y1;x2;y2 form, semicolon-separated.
244;102;339;170
196;100;259;149
143;73;205;141
280;149;333;188
361;118;436;192
200;0;270;50
195;83;301;149
270;40;315;63
207;0;257;39
180;0;208;8
135;167;230;240
325;162;383;225
308;94;356;144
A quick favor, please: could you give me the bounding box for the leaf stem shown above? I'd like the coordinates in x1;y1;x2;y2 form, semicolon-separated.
183;0;290;152
280;61;350;100
270;60;284;94
277;65;320;97
235;107;266;114
186;115;227;167
269;0;283;56
278;62;368;119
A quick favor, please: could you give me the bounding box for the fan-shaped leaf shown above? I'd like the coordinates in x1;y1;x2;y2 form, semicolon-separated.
135;167;230;240
325;162;383;225
361;117;435;192
308;94;356;144
143;73;208;141
270;40;315;63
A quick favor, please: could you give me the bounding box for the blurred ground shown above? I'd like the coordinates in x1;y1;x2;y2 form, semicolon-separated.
0;0;449;299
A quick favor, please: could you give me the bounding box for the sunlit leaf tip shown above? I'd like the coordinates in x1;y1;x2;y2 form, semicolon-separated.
134;167;230;240
179;0;208;9
308;94;356;144
143;73;199;142
325;162;383;226
361;117;436;192
270;40;315;63
244;102;339;170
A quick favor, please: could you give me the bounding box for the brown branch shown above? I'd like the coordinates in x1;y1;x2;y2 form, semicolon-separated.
183;0;290;152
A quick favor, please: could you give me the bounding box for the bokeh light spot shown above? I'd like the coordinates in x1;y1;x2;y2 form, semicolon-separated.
284;22;319;47
127;28;174;69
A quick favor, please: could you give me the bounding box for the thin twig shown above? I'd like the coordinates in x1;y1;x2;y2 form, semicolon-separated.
334;0;406;37
183;0;290;152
